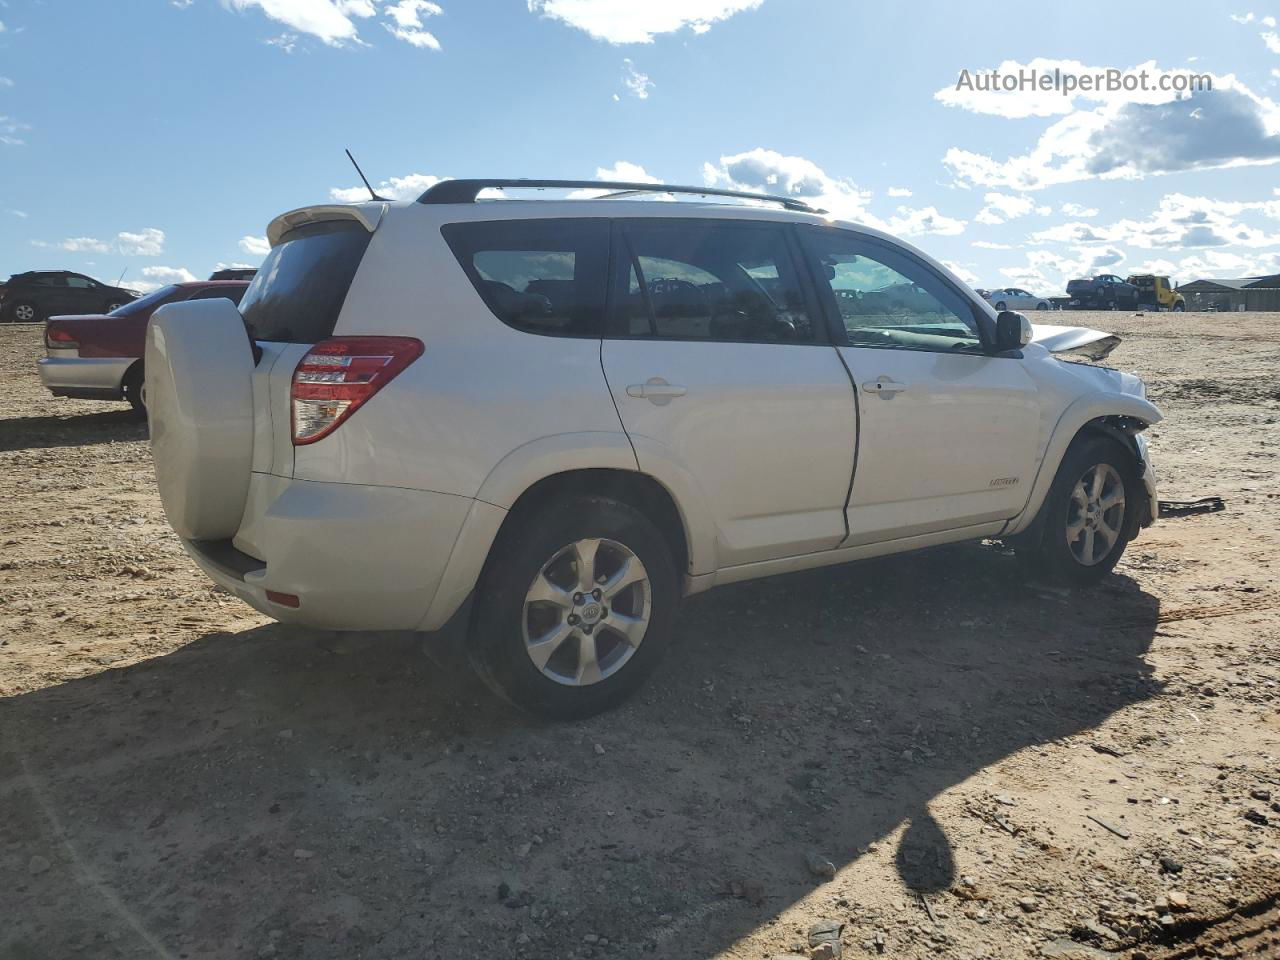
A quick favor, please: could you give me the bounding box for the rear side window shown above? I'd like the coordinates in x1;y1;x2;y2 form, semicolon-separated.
240;220;372;343
189;286;248;306
441;219;609;337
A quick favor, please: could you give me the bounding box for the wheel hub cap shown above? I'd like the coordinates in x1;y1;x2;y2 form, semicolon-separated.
521;537;652;687
1066;463;1126;566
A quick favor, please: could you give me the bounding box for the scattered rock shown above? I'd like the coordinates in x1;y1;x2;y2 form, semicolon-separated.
725;879;765;906
1018;895;1040;913
1039;939;1114;959
292;848;315;860
1168;891;1190;912
805;852;836;879
28;855;51;875
1243;809;1269;826
593;743;605;756
1250;788;1272;802
277;729;294;740
1159;856;1183;874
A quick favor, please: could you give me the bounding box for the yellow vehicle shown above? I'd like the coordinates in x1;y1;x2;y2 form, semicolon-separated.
1127;274;1186;312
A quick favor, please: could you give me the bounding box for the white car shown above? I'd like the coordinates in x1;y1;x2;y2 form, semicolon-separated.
146;178;1160;718
985;287;1052;312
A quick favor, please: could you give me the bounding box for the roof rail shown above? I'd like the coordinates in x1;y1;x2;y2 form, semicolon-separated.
417;178;823;213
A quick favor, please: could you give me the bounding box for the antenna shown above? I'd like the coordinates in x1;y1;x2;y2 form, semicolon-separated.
115;267;128;287
346;149;389;202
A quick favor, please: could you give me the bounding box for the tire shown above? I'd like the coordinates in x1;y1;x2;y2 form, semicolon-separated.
468;495;678;719
1106;300;1118;311
1036;302;1049;311
994;301;1007;312
104;301;125;314
1173;303;1185;313
1023;435;1141;586
122;364;146;418
5;300;40;324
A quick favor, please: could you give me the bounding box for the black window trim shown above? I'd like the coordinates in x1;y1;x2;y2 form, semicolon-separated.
603;217;831;347
798;224;1000;355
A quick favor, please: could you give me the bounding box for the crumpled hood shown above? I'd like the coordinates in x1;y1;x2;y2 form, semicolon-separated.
1030;323;1121;361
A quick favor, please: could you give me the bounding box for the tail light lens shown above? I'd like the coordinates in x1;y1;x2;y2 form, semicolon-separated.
45;326;79;349
291;336;423;445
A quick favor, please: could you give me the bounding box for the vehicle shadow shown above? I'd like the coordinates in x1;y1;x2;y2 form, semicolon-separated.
0;543;1160;960
0;411;145;452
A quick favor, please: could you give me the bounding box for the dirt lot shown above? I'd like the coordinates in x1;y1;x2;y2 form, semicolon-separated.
2;313;1279;960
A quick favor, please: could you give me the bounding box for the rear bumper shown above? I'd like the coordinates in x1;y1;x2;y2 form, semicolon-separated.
182;476;504;632
38;356;132;399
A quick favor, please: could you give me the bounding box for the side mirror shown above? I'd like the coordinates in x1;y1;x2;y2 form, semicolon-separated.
994;310;1033;352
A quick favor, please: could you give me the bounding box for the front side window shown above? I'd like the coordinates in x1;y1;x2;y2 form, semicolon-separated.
442;219;609;337
617;221;817;342
803;229;984;353
65;275;95;288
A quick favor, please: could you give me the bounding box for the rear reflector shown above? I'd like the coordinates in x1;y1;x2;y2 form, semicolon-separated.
266;590;300;608
291;336;423;445
45;326;78;349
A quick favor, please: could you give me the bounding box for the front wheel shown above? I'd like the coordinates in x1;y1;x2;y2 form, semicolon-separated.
1036;302;1049;311
468;495;678;719
1023;436;1140;585
994;301;1007;311
104;301;126;314
1173;303;1185;312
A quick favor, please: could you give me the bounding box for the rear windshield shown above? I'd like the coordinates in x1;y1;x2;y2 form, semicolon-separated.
108;285;179;316
239;220;372;343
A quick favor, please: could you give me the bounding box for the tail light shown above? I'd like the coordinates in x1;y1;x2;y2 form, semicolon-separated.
45;326;79;349
291;336;423;445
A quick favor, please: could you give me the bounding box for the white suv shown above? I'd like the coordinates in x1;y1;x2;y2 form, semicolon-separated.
146;178;1160;718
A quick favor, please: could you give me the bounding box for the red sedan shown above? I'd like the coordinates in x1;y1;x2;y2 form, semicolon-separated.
38;280;249;415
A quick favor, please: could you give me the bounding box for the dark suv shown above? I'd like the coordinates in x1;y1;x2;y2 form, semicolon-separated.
0;271;140;323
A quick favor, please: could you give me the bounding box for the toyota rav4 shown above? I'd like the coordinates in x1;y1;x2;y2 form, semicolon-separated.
146;178;1161;718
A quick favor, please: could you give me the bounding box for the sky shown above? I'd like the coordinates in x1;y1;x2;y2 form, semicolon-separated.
2;0;1280;295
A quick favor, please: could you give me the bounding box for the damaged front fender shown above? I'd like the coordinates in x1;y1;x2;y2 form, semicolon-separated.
1030;323;1122;361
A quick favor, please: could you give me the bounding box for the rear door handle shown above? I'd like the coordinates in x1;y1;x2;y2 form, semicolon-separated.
861;377;906;396
627;378;687;405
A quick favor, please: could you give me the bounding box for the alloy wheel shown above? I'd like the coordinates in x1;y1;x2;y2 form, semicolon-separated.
521;537;651;686
14;304;35;322
1066;463;1126;566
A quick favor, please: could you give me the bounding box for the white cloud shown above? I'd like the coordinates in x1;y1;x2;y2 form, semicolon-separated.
596;161;658;182
32;228;166;256
382;0;441;48
141;265;197;284
886;186;912;197
939;62;1280;190
1030;193;1280;250
10;209;28;219
265;33;299;52
1060;202;1098;217
1;115;30;146
703;147;875;221
117;228;166;256
973;240;1012;249
0;77;13;88
884;205;967;237
941;260;979;286
622;58;653;99
973;191;1037;225
1264;31;1280;53
223;0;442;50
703;147;966;236
526;0;762;43
330;171;443;202
239;235;271;256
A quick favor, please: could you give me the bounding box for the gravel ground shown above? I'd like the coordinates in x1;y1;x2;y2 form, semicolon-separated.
1;313;1279;960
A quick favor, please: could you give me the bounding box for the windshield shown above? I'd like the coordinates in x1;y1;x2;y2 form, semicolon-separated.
107;285;179;316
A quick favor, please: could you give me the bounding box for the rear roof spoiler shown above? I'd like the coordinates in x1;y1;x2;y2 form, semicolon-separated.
266;203;385;247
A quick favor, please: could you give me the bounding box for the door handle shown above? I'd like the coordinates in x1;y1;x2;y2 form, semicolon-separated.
861;377;906;396
626;378;687;405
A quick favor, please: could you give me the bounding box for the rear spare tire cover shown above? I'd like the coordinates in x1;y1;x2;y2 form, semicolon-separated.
146;298;255;541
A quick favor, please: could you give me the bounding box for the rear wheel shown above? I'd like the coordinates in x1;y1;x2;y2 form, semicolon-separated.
994;301;1007;311
1036;302;1049;311
123;364;146;418
1023;436;1140;585
1106;299;1118;310
469;495;677;719
104;301;126;314
5;300;40;324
